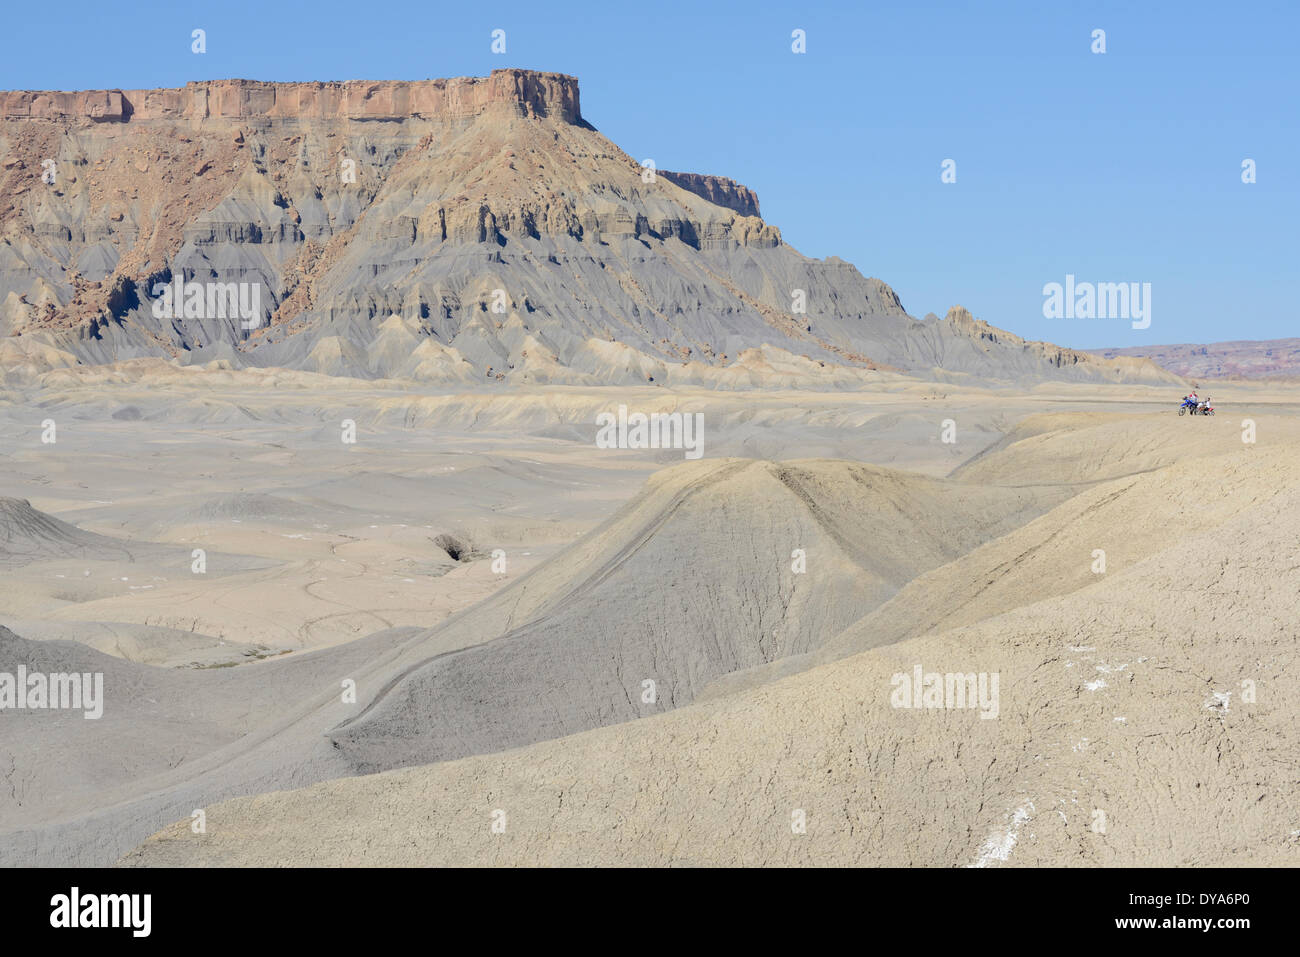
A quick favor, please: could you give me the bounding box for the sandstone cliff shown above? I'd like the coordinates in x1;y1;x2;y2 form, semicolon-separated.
0;71;583;125
659;171;760;217
0;70;1175;387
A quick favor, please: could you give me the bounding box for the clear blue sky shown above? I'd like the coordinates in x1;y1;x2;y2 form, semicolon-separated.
3;0;1296;347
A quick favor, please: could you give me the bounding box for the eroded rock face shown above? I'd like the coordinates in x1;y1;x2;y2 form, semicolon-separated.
0;70;1177;386
0;70;583;125
660;171;760;217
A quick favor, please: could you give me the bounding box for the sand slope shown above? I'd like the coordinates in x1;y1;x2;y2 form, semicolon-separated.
119;407;1300;866
0;407;1065;864
123;471;1300;866
328;458;1066;772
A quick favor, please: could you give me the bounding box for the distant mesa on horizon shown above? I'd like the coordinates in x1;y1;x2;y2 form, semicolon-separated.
1090;338;1300;381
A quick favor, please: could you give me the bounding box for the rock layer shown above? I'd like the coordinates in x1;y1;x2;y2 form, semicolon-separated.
0;70;583;125
660;171;760;217
0;70;1178;387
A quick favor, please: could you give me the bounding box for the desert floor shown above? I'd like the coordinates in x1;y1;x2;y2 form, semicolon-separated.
1;367;1297;866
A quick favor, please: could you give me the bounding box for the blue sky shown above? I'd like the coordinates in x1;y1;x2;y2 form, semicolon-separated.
3;0;1295;347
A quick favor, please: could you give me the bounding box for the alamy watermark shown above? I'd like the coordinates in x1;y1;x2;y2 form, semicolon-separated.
595;405;704;459
890;664;999;719
151;277;263;330
50;887;150;937
1042;274;1151;329
1;666;104;719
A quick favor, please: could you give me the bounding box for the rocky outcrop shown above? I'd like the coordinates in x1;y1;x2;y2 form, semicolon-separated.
933;306;1183;384
0;70;583;126
660;171;760;217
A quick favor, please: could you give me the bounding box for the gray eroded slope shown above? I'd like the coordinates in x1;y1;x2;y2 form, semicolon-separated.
122;435;1300;867
327;458;1068;771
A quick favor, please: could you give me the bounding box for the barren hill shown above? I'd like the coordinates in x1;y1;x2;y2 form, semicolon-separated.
327;458;1068;772
0;496;134;566
0;70;1177;386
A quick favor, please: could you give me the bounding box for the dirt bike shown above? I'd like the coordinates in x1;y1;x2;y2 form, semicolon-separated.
1178;397;1199;415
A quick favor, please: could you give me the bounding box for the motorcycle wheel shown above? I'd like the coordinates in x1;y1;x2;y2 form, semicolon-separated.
1179;407;1186;415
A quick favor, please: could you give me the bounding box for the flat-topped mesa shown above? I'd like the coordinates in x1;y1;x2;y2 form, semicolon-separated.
0;69;582;126
660;171;760;217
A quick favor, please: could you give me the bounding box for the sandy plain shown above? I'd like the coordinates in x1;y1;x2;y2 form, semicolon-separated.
1;365;1296;866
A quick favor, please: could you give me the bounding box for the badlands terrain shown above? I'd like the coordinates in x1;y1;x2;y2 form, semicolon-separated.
0;70;1296;867
1;372;1297;867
